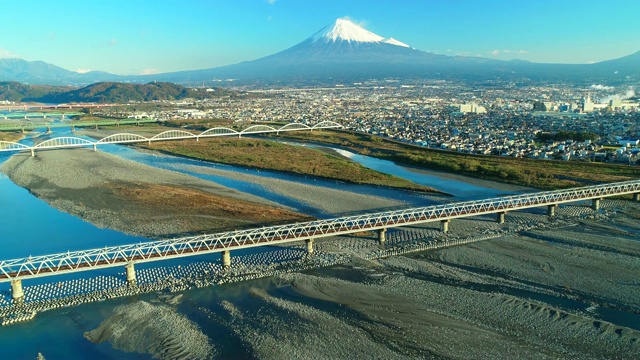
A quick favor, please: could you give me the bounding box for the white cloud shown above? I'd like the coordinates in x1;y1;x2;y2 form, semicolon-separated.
266;0;276;4
140;68;160;75
0;48;17;58
107;38;117;46
491;49;500;56
76;68;92;74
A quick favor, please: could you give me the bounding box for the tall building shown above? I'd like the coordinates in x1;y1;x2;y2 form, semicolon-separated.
582;92;594;113
458;103;487;114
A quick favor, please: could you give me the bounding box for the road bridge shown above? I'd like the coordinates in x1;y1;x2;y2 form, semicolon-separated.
3;104;116;112
2;179;639;303
0;121;342;157
0;117;157;132
0;112;84;121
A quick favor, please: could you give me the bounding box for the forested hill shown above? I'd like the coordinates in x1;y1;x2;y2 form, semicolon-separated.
33;82;236;103
1;81;239;103
0;81;72;102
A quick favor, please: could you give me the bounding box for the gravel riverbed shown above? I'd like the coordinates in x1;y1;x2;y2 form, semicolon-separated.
1;200;638;359
1;144;639;359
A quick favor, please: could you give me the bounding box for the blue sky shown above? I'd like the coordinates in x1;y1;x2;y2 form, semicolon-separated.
1;0;639;75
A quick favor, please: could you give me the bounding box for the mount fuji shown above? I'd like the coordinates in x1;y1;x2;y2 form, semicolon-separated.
2;18;639;85
150;18;505;84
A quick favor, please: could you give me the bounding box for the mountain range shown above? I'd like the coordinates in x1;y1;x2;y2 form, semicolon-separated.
1;18;639;86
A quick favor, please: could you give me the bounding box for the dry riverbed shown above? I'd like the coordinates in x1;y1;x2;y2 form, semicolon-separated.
1;149;313;237
1;148;408;237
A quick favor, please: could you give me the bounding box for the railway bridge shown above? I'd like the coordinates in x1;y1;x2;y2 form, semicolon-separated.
2;180;639;303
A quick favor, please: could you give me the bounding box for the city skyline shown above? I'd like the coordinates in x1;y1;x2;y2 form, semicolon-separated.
1;0;639;75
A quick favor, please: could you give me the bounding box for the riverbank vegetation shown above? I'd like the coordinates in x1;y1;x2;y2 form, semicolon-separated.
270;130;640;189
0;131;24;142
143;137;439;193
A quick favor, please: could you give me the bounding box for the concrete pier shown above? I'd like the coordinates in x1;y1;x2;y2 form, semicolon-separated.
496;212;506;224
547;204;556;217
221;250;231;268
378;228;387;245
592;198;601;211
633;193;640;202
125;263;136;286
305;239;314;254
11;280;24;304
441;219;450;234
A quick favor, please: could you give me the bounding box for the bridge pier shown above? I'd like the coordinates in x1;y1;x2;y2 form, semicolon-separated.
93;144;97;151
221;250;231;268
305;239;314;254
125;263;136;286
378;228;387;245
11;280;24;304
496;211;506;224
592;198;601;211
633;193;640;202
547;204;557;217
441;219;450;234
30;148;35;157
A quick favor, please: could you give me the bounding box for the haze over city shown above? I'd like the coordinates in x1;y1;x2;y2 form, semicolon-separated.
1;0;639;75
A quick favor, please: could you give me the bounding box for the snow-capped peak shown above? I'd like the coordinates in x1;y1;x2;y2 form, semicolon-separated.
311;18;384;43
383;37;410;48
310;18;412;48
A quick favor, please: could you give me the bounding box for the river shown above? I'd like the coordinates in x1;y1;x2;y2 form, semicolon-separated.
5;129;619;359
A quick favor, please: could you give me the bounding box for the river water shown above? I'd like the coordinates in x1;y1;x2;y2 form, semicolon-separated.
0;130;526;359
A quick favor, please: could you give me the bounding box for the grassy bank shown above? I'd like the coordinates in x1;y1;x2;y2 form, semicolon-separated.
0;132;24;142
143;137;439;193
271;130;640;189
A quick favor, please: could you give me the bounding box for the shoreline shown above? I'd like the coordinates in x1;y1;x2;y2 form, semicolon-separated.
140;145;452;196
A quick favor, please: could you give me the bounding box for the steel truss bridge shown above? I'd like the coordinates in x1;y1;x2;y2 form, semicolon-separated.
1;180;639;286
0;121;343;157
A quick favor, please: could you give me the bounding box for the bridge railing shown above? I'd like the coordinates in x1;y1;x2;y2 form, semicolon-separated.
1;179;638;282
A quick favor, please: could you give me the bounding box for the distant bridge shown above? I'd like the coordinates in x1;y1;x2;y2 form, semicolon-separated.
0;112;84;121
0;121;343;157
2;179;639;303
0;118;158;132
3;104;116;112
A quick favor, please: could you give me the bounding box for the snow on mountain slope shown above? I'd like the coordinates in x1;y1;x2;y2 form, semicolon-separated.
383;38;410;48
310;18;410;48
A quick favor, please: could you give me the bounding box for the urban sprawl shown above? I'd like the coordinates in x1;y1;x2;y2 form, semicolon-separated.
6;81;640;165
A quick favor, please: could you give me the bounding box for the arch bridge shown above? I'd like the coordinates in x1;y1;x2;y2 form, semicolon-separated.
0;121;343;157
2;180;639;303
